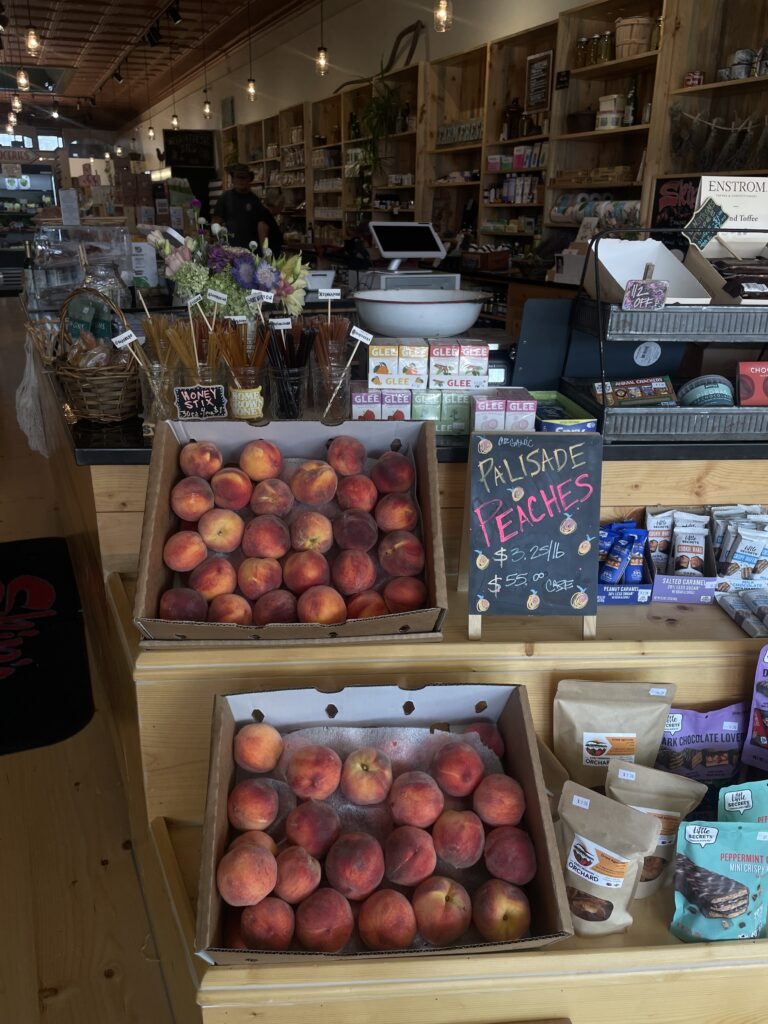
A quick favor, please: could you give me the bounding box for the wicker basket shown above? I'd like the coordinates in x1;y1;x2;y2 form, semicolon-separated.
55;361;140;423
615;16;653;58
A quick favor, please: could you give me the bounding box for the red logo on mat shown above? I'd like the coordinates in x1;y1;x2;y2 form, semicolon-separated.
0;575;57;679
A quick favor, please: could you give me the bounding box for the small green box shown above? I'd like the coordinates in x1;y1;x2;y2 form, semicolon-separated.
439;392;471;433
411;390;442;421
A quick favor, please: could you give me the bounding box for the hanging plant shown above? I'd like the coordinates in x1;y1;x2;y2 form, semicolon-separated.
359;67;401;174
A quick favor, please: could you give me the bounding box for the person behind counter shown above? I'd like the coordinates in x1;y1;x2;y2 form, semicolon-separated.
212;164;283;256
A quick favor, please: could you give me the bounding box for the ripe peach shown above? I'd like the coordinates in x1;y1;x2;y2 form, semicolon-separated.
290;510;333;553
384;826;436;887
179;440;223;480
358;889;417;951
234;722;284;773
295;888;353;953
170;476;215;522
228;778;279;831
378;531;425;578
250;477;294;517
228;831;279;857
252;589;297;626
383;576;427;613
431;741;485;797
223;908;248;949
163;531;207;572
208;593;253;625
375;493;419;533
211;467;254;510
389;771;444;828
197;508;245;553
472;878;530;942
283;551;330;595
237;557;282;601
336;474;378;513
290;460;338;507
462;723;505;758
327;435;366;477
325;832;385;901
285;744;342;800
242;515;291;559
296;585;346;625
189;556;237;601
341;747;393;806
370;450;415;494
333;509;378;552
158;587;207;622
346;590;388;619
412;876;471;946
331;549;377;596
432;810;485;869
284;799;340;858
473;774;525;827
240;439;283;482
484;826;537;886
216;844;278;907
240;897;294;950
274;846;321;905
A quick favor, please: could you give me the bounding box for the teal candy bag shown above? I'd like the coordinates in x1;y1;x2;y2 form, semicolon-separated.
718;780;768;824
672;821;768;942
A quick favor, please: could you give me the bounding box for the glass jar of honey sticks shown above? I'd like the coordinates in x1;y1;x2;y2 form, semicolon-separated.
269;364;309;420
229;366;268;421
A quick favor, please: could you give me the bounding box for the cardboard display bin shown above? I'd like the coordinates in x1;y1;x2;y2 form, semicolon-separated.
134;420;447;645
195;682;572;965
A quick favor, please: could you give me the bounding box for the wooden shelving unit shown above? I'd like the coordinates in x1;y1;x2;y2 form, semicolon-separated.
369;63;422;223
309;93;344;245
277;102;311;235
340;82;373;230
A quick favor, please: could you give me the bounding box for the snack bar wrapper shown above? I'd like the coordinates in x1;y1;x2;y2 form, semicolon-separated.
742;642;768;773
655;702;748;783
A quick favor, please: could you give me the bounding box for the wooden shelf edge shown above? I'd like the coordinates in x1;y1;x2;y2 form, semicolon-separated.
671;73;768;96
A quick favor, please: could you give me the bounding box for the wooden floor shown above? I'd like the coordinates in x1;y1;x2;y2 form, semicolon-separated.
0;300;175;1023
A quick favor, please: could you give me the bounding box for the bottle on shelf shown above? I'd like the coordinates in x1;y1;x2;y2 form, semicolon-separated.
502;97;522;141
22;240;36;299
401;101;411;132
623;78;638;127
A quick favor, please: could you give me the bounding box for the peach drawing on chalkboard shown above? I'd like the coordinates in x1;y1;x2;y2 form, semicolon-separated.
477;437;493;455
508;486;525;502
475;550;490;570
560;514;577;535
526;590;540;611
476;595;490;612
578;535;596;556
571;588;589;610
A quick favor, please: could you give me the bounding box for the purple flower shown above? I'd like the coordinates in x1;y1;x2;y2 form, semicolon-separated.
231;253;259;289
190;198;202;208
255;260;281;291
207;245;235;273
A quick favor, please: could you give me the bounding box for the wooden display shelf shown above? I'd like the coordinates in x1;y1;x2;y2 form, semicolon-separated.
482;202;543;207
670;73;768;95
553;124;649;141
373;183;416;190
569;49;659;80
312;164;343;171
428;142;483;154
480;229;539;236
485;165;548;173
660;167;768;177
550;179;640;188
487;133;549;146
430;180;481;188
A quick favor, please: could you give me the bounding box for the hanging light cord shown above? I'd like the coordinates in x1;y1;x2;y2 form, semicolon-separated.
143;45;151;110
200;0;208;91
247;0;253;78
169;43;177;109
320;0;324;49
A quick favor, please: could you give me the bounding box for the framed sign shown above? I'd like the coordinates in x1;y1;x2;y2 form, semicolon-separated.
525;50;553;113
162;129;216;168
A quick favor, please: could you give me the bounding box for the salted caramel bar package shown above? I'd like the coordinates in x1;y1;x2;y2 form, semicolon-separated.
558;781;661;936
553;680;677;788
605;760;706;897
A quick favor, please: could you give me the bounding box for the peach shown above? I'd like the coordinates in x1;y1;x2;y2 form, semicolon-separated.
211;467;253;510
170;476;215;522
284;799;340;858
484;826;537;886
378;531;425;578
472;879;530;942
370;450;415;494
223;908;248;949
336;474;378;513
412;876;471;946
285;744;342;800
242;515;291;559
473;774;525;827
158;587;208;622
388;771;444;828
375;493;419;533
237;557;282;601
240;896;294;950
432;810;485;869
208;593;253;625
216;844;278;907
163;531;207;572
283;551;330;595
229;831;279;857
179;440;223;480
431;741;485;797
239;439;283;482
346;590;388;619
383;576;427;613
462;723;505;758
341;747;393;806
327;435;366;477
234;722;284;773
290;460;338;507
197;508;245;553
325;832;385;901
358;889;417;951
296;585;346;625
331;549;377;596
274;846;321;904
295;888;353;953
252;589;297;626
189;556;237;601
228;778;279;831
333;509;378;552
290;510;333;553
384;826;436;887
250;477;294;517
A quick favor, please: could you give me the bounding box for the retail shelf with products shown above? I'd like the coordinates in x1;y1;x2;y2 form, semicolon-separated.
569;48;659;80
670;75;768;96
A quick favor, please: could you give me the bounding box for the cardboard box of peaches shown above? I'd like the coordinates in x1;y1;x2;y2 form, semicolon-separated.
133;420;447;645
196;683;571;963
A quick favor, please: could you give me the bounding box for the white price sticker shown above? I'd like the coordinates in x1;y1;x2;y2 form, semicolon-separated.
618;768;636;781
111;329;138;349
269;317;292;330
350;325;374;345
572;794;590;810
186;293;203;307
649;687;668;696
318;288;342;300
207;288;228;305
249;290;274;303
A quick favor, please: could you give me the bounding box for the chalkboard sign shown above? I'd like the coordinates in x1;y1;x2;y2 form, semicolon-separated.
622;278;668;311
468;432;602;619
525;50;553;113
173;384;228;420
162;129;216;168
683;197;729;250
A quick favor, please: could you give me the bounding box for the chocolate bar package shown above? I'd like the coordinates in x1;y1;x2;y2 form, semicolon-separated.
655;702;748;783
718;780;768;824
671;821;768;942
742;642;768;773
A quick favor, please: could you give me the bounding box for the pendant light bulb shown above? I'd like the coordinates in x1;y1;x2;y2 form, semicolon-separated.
316;46;328;76
25;26;40;54
203;93;212;119
51;102;59;119
8;111;16;126
16;67;30;91
171;113;179;129
247;78;256;101
5;123;13;136
115;145;123;156
11;93;21;113
104;151;111;160
433;0;453;32
148;124;155;140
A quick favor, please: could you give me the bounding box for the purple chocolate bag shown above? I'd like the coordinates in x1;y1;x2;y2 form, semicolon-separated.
655;702;748;783
742;643;768;772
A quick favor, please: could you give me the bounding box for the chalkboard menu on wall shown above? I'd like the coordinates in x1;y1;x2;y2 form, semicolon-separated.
468;432;602;618
163;129;216;167
525;50;553;113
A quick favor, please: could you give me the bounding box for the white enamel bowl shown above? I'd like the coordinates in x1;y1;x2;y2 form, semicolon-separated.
353;289;490;338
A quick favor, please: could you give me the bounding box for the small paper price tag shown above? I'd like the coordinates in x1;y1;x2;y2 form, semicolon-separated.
207;288;228;305
269;317;292;330
248;290;274;303
318;288;342;300
186;293;203;307
112;329;138;349
572;794;590;810
350;325;373;345
226;315;248;323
